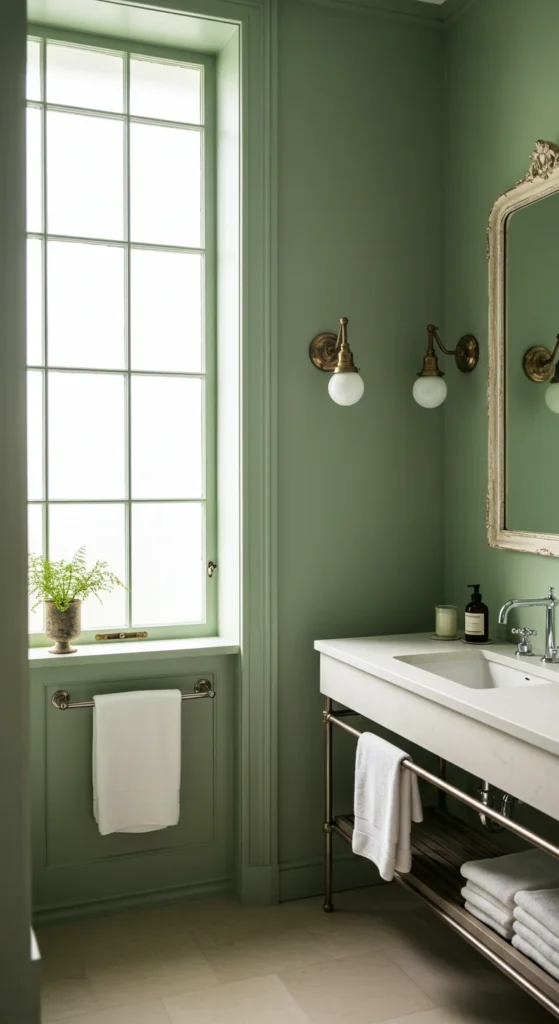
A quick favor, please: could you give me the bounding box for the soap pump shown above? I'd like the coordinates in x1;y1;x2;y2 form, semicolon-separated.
464;584;489;644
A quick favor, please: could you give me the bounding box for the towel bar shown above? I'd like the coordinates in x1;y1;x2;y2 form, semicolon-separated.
51;679;215;710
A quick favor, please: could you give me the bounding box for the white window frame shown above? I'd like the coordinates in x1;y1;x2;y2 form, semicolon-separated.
26;27;217;645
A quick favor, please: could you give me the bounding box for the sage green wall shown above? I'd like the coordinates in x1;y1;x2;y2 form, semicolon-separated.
277;1;445;894
444;0;559;630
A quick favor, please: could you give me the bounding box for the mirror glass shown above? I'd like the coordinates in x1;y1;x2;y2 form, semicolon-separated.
506;192;559;534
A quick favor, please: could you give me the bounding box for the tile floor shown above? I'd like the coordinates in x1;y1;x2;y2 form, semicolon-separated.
37;885;554;1023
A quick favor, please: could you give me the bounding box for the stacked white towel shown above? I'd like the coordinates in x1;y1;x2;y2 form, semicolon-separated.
460;849;559;942
512;888;559;981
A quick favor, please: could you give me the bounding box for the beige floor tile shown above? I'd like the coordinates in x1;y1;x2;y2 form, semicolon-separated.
163;974;309;1023
385;933;515;1006
303;905;437;960
379;986;555;1023
279;950;435;1023
41;976;101;1022
58;999;172;1024
86;946;219;1009
194;925;333;984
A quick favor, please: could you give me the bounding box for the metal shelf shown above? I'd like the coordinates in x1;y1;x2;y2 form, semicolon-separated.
333;807;559;1017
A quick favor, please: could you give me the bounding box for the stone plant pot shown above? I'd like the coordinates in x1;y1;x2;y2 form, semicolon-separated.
45;600;82;655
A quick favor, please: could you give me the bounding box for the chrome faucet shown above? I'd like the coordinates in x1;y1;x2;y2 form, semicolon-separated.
499;587;559;664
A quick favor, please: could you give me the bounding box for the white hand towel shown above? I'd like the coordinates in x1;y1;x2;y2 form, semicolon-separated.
464;880;510;916
514;921;559;968
515;888;559;939
461;885;514;932
461;849;559;908
352;731;423;882
464;901;513;941
512;933;559;982
515;907;559;955
93;689;181;835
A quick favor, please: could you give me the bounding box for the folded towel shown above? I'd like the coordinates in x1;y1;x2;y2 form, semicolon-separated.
93;689;182;835
514;921;559;968
461;849;559;908
512;933;559;982
515;907;559;955
461;885;514;932
352;731;423;882
464;880;511;916
464;901;513;941
516;888;559;939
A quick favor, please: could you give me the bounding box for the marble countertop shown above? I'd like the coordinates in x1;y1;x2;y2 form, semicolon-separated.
315;633;559;757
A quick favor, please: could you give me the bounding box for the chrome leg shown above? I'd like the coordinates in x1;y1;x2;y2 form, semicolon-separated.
323;696;334;912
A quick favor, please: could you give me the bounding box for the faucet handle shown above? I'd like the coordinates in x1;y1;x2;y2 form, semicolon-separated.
512;627;537;657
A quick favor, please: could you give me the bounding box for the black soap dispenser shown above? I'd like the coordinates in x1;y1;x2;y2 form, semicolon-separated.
464;584;489;644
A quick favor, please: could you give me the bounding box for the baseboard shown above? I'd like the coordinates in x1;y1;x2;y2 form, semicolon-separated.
279;853;380;903
33;877;233;927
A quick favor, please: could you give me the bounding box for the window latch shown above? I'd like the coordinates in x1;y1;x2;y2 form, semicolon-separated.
207;561;217;579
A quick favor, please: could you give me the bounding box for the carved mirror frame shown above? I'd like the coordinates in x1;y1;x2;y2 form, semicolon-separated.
488;140;559;557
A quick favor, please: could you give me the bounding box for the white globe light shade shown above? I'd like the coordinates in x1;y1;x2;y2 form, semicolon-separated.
545;383;559;413
413;375;447;409
328;372;365;406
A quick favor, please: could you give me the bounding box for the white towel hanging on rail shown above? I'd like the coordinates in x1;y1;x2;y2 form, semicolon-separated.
93;689;181;835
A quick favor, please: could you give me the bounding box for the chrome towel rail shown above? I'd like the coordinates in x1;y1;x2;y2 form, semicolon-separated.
51;678;215;711
325;708;559;862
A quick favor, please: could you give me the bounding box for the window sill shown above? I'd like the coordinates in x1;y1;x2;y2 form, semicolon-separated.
29;636;240;669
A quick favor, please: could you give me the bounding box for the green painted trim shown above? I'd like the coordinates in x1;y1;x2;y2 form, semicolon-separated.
279;855;379;903
237;0;279;904
33;877;232;926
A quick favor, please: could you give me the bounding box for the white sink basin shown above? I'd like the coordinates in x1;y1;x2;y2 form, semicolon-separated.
396;649;552;690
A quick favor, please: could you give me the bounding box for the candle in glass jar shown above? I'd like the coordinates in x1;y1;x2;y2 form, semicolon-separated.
435;604;457;638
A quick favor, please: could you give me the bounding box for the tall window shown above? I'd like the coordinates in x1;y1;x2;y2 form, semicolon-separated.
26;34;215;641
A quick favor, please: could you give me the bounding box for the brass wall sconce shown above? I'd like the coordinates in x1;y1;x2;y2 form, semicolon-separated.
413;324;480;409
523;336;559;413
309;316;365;406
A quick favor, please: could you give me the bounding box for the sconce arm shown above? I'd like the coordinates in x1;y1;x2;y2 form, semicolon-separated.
427;324;457;357
547;334;559;367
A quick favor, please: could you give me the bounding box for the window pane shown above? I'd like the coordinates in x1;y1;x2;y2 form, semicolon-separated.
27;40;41;101
49;504;127;629
27;107;43;233
47;112;124;240
130;57;201;124
130;123;201;247
48;372;126;500
27;239;43;365
46;43;124;112
28;503;44;633
131;376;202;499
27;371;44;500
48;241;125;369
132;503;203;625
130;249;202;372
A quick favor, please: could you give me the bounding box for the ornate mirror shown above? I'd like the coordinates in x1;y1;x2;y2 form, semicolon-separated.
488;140;559;556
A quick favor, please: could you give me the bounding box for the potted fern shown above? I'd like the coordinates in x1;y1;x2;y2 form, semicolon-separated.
28;547;125;654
